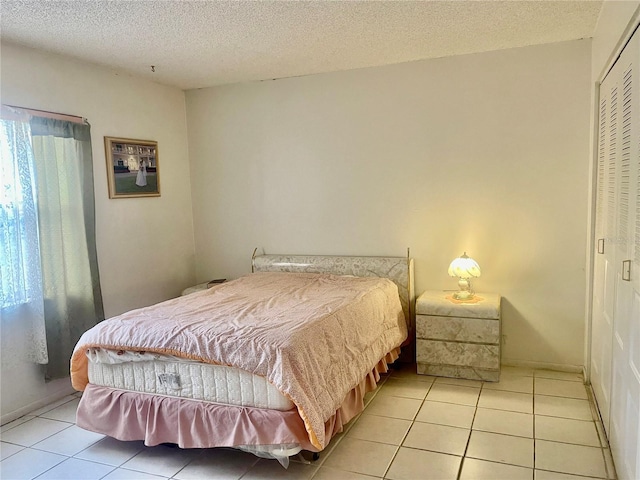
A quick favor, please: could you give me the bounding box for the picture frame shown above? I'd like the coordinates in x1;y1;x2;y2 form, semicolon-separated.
104;137;160;198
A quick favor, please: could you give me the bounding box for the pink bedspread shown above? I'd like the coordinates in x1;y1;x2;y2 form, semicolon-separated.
71;272;407;449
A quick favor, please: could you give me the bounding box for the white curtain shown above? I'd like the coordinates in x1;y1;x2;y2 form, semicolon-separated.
30;117;104;379
0;113;49;364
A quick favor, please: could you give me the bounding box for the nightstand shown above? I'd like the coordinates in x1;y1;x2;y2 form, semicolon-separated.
416;290;501;381
181;279;226;296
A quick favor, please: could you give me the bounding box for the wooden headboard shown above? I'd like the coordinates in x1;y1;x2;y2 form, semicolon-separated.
252;252;415;359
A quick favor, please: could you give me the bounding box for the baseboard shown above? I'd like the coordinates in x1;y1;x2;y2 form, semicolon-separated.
1;380;75;426
502;358;584;373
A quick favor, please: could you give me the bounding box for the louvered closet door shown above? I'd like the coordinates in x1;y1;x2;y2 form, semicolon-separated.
592;26;640;480
591;56;616;433
609;26;640;480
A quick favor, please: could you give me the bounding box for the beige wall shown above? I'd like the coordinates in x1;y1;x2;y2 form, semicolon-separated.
186;39;592;368
0;43;195;420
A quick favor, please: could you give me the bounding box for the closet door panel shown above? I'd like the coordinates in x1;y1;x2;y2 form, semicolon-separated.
608;27;640;480
591;70;615;433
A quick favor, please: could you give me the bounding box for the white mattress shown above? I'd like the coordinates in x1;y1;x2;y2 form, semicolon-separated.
86;349;294;411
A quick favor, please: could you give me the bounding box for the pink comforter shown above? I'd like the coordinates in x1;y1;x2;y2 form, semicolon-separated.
71;272;407;449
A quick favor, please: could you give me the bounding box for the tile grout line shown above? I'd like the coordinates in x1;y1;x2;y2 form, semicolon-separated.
455;378;483;480
380;376;435;479
3;369;615;480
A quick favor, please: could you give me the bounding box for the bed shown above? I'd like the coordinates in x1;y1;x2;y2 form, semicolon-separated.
70;253;414;463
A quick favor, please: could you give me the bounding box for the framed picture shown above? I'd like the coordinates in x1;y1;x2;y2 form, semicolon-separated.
104;137;160;198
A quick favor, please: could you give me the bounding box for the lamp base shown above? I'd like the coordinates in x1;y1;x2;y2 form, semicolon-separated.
452;290;475;301
453;278;475;300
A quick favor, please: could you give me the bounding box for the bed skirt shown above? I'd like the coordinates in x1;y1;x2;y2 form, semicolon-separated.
76;348;400;452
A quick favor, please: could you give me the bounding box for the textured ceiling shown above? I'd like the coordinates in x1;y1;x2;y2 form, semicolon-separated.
0;1;602;90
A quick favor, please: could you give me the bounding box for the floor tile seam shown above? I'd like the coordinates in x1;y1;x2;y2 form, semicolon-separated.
102;465;170;479
462;456;535;473
533;437;604;448
377;442;401;479
534;438;609;477
422;397;478;408
396;443;463;460
455;383;483;480
26;443;82;458
464;451;533;469
346;430;411;448
533;466;607;479
475;405;534;416
356;412;418;423
534;390;590;399
376;392;429;401
71;442;145;469
476;404;533;415
413;418;475;431
409;378;434;422
533;371;584;379
534;376;584;383
0;439;32;449
1;416;75;433
32;396;79;417
356;407;416;434
320;436;398;480
472;382;536;470
113;461;184;478
1;421;75;449
470;425;533;439
482;387;534;394
11;449;67;480
534;393;591;404
534;393;589;401
380;387;434;479
0;446;25;463
29;430;107;457
31;457;119;480
533;412;602;446
0;415;37;433
534;413;598;424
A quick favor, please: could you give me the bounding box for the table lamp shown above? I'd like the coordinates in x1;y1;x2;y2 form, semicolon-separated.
448;252;481;300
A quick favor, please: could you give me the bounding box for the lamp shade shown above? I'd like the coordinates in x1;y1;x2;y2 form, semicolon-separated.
448;253;481;279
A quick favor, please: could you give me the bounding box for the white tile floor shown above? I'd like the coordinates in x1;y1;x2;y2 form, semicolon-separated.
0;365;616;479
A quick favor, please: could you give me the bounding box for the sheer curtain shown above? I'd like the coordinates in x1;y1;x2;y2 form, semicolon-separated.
30;117;104;379
0;113;49;364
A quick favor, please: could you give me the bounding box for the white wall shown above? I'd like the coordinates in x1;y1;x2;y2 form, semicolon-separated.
0;43;196;420
186;39;592;368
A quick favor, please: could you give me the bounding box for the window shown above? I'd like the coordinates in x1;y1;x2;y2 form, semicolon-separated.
0;118;42;309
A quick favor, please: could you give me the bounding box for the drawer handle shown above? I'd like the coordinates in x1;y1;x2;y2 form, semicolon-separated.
597;238;605;254
622;260;631;282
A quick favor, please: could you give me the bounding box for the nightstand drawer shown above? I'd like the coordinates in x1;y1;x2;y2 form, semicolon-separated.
416;315;500;344
416;339;500;369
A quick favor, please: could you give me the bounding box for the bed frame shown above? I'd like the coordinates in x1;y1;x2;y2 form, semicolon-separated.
252;251;415;361
75;251;416;464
